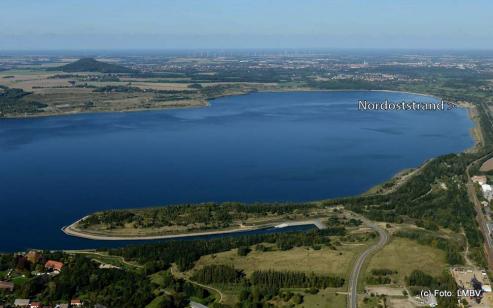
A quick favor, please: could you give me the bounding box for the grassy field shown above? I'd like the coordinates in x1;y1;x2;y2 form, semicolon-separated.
359;295;385;308
299;288;346;307
256;288;347;307
149;270;168;286
184;239;372;306
366;237;448;285
191;242;368;278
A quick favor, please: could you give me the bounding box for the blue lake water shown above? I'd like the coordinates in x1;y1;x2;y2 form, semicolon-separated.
0;91;473;251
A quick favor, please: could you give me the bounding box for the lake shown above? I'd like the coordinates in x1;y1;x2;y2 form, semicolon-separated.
0;91;473;251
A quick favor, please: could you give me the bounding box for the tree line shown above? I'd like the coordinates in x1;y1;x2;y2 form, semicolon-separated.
251;270;345;289
192;265;244;284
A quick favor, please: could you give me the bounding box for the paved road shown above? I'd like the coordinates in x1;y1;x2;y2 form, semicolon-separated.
347;217;389;308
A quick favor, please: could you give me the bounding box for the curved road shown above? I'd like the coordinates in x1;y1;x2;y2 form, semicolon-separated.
347;217;389;308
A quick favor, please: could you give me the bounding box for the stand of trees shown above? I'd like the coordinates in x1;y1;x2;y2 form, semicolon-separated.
251;270;345;289
192;265;244;284
366;269;397;285
0;86;47;115
406;270;459;307
4;255;154;308
0;254;14;273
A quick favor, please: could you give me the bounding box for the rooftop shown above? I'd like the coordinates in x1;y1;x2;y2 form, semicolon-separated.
45;260;64;271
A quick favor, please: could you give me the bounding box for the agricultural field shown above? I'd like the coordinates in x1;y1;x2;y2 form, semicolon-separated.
0;57;279;118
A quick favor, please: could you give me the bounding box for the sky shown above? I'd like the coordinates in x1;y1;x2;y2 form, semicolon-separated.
1;0;492;50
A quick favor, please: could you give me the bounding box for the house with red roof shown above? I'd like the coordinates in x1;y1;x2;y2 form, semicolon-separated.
44;260;64;273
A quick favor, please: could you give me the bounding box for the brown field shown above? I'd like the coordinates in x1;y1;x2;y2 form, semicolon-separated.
480;157;493;172
30;87;94;95
0;72;64;90
190;242;369;278
127;82;192;91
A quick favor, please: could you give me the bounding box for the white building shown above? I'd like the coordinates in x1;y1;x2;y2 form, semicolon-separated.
481;184;493;201
472;175;488;185
13;299;30;307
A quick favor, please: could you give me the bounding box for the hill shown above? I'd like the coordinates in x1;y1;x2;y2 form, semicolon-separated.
49;58;136;73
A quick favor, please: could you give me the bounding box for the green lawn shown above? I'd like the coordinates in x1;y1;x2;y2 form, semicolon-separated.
299;289;346;307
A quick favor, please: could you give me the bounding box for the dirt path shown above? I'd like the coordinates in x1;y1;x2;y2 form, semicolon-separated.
170;265;224;304
66;250;143;269
461;229;475;267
